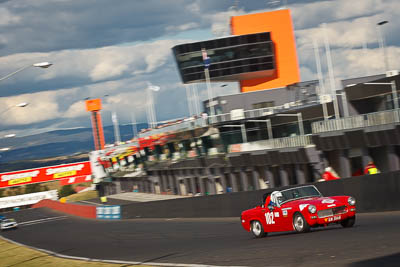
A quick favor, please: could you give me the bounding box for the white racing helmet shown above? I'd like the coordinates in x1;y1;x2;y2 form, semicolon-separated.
271;191;283;205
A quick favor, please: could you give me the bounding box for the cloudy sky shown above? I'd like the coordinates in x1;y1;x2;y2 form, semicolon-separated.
0;0;399;140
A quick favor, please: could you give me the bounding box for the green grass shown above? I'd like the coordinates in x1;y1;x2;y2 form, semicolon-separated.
65;190;99;203
0;238;153;266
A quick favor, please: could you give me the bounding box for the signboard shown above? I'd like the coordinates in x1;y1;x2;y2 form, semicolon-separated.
0;190;58;209
85;98;102;111
0;161;91;188
59;175;92;186
96;205;121;219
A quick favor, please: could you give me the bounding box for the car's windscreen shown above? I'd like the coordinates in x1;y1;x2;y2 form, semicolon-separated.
279;186;321;204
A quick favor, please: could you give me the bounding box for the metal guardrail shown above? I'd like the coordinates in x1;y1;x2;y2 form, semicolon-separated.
312;109;400;134
139;117;207;138
229;135;313;152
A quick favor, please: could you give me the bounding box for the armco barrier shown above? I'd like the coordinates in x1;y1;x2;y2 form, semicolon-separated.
33;199;96;219
121;171;400;219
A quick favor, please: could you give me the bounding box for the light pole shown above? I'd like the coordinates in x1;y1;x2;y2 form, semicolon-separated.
363;81;398;110
0;62;52;82
146;83;160;128
322;23;340;119
275;113;305;136
376;20;389;73
185;84;194;117
0;102;29;116
202;48;216;121
248;119;273;139
222;124;247;143
312;39;329;120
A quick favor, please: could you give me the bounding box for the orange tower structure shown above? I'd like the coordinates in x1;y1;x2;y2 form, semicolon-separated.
230;9;300;92
85;99;105;151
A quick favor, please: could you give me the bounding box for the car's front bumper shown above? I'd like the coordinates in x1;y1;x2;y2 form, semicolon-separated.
308;206;356;226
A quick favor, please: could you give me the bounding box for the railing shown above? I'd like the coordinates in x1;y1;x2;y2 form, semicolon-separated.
312;109;400;134
229;135;313;153
138;117;207;138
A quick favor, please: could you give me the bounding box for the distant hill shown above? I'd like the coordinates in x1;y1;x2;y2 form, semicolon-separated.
0;123;147;170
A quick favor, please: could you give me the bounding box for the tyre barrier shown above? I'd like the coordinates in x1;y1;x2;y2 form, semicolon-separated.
96;205;121;219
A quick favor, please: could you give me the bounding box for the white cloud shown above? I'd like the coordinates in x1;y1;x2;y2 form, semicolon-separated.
0;7;20;26
0;91;61;126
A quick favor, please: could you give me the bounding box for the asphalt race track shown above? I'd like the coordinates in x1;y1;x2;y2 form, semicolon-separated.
1;208;400;267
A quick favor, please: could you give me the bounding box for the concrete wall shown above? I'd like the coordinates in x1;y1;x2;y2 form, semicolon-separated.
33;199;96;219
121;171;400;218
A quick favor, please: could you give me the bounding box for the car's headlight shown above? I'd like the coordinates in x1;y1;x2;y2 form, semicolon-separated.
308;205;317;214
348;197;356;206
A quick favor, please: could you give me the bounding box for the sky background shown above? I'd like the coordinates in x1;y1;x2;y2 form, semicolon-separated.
0;0;399;141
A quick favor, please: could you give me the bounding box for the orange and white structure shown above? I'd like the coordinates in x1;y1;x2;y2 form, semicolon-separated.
85;98;106;151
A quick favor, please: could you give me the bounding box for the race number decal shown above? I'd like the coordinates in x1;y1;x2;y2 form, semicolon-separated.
265;212;275;224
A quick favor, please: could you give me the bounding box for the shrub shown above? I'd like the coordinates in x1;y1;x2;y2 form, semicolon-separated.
58;185;75;198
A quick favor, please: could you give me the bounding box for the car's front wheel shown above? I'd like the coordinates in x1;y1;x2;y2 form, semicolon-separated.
251;220;266;238
341;216;355;228
293;213;310;233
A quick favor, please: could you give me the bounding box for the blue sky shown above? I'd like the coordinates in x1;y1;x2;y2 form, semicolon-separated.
0;0;399;142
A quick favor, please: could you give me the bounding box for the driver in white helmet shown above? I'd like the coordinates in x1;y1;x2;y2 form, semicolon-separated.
269;191;284;207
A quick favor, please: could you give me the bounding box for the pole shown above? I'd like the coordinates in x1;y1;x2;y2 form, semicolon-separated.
322;23;340;119
112;111;121;144
146;88;152;128
193;84;201;115
150;88;157;128
0;65;30;82
362;41;371;76
266;119;273;139
202;48;216;121
313;39;328;120
131;112;138;139
377;24;389;73
297;113;305;136
340;93;350;117
185;84;193;116
240;124;247;143
391;80;399;110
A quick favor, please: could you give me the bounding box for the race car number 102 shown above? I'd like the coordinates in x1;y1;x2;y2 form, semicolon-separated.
265;212;275;224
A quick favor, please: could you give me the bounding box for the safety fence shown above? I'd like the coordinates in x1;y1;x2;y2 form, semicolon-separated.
312;109;400;134
228;135;313;152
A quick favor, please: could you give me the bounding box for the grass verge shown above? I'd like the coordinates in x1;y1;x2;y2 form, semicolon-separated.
65;190;99;203
0;237;153;267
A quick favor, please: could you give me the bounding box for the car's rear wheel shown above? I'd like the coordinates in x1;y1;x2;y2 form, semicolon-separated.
341;216;355;228
251;220;266;238
293;213;310;233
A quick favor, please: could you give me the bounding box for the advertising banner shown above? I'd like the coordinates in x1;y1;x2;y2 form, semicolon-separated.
0;190;58;209
0;161;91;188
59;175;92;186
96;205;121;219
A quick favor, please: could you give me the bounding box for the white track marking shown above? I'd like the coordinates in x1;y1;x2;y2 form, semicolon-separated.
19;216;68;226
0;235;248;267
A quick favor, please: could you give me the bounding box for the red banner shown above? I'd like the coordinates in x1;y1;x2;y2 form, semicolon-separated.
0;161;91;188
59;175;92;186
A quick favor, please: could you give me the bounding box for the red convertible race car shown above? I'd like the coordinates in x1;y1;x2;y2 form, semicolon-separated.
241;185;356;238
